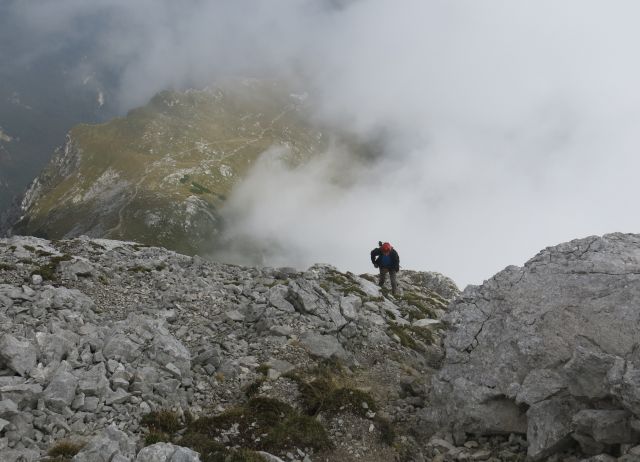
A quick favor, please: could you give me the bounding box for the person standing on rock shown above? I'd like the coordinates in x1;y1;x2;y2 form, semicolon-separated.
371;241;400;295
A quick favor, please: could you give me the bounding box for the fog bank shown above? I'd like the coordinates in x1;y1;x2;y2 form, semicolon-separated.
6;0;640;286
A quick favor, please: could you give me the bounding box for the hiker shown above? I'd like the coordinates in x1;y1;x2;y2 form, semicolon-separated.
371;241;400;295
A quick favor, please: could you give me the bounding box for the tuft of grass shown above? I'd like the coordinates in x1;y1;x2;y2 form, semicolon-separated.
145;431;171;446
224;449;267;462
244;377;265;398
295;377;376;417
286;359;376;418
141;409;182;433
388;324;434;351
32;254;73;281
324;270;368;297
256;363;270;376
48;440;85;461
128;265;152;273
363;296;384;303
184;397;331;454
190;181;212;194
375;416;396;445
88;241;106;251
399;292;437;319
36;249;54;257
409;325;434;345
388;324;415;349
0;263;15;271
284;359;394;445
177;433;226;462
22;245;36;252
262;414;330;451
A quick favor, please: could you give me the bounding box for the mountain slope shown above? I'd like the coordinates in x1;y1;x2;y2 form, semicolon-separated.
12;80;326;255
0;235;459;461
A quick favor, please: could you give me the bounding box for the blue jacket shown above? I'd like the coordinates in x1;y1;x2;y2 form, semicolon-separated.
370;247;400;272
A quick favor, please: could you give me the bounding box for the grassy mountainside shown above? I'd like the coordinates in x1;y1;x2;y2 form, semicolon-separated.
13;80;327;254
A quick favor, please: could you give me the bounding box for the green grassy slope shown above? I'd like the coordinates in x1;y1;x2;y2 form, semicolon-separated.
14;80;327;254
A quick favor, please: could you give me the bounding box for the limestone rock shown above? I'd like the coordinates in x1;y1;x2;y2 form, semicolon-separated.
44;369;79;412
299;332;350;361
426;234;640;460
0;334;37;376
72;424;135;462
136;442;201;461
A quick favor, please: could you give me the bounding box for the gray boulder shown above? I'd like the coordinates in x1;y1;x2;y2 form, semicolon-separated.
425;234;640;460
0;334;37;376
299;331;350;361
44;368;78;412
72;424;136;462
136;442;201;461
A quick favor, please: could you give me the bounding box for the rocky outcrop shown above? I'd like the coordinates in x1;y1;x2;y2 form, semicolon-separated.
425;233;640;460
0;235;458;461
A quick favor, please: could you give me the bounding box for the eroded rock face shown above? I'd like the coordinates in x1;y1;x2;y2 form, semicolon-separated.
425;233;640;460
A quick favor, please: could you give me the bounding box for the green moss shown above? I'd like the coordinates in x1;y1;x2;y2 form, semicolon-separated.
0;263;15;271
141;409;182;433
36;249;53;257
22;244;36;252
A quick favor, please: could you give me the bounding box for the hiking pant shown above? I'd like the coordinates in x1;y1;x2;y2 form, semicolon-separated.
378;267;398;294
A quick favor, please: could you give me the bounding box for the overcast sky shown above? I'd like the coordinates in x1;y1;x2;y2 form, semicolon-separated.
5;0;640;287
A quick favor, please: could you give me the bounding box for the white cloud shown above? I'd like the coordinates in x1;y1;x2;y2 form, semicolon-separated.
5;0;640;286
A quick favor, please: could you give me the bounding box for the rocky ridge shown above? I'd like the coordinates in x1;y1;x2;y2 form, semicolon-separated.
424;233;640;462
0;235;458;461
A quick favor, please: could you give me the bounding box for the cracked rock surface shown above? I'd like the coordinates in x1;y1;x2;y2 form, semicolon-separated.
424;233;640;461
0;235;457;461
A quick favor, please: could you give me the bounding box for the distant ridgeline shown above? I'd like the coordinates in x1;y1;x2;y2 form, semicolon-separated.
11;80;330;255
